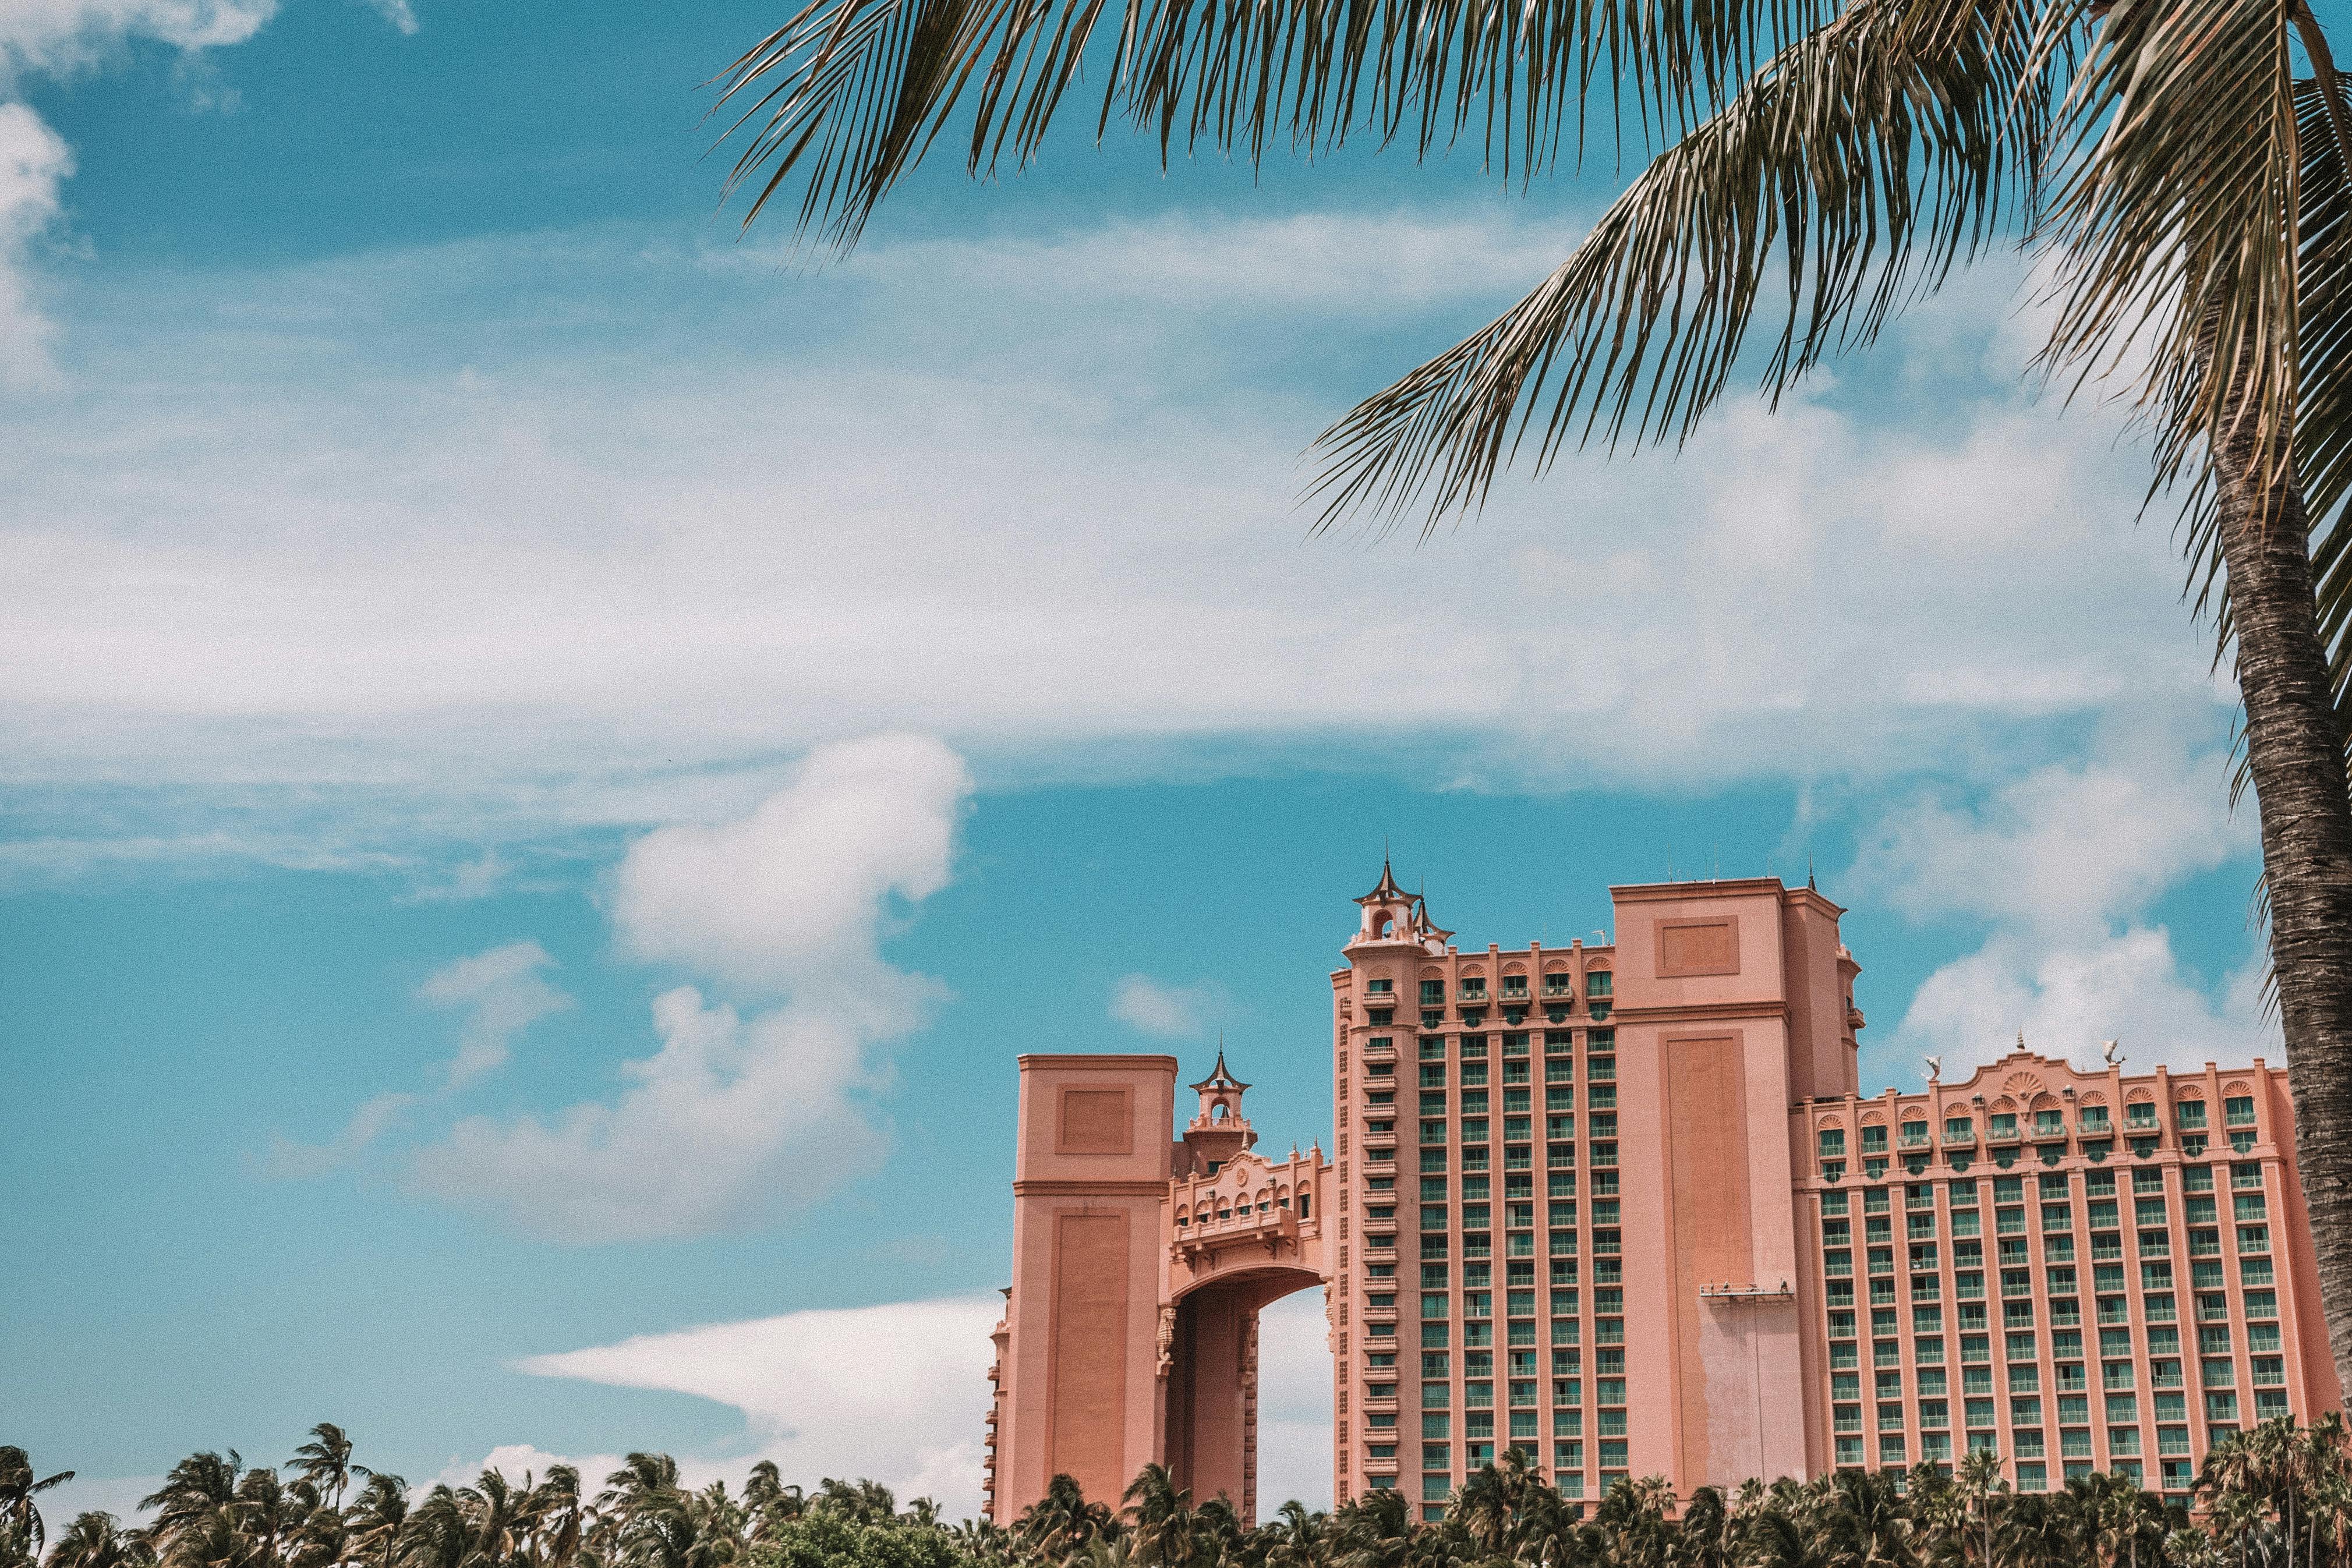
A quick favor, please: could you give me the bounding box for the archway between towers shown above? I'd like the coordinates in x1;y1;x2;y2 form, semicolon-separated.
985;1053;1334;1527
1163;1263;1328;1519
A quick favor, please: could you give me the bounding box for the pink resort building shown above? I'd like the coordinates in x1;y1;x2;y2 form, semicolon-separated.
981;868;2339;1525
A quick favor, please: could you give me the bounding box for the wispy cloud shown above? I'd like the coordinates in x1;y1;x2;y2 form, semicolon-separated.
0;102;68;388
362;0;419;35
1110;974;1224;1039
266;1088;420;1180
420;940;572;1089
266;940;572;1176
0;215;2227;877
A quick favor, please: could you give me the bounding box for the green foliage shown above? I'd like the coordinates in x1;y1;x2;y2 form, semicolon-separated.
15;1418;2352;1568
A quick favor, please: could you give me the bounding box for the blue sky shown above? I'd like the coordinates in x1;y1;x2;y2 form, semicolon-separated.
0;0;2290;1528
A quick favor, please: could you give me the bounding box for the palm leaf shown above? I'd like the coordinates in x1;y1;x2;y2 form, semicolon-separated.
1306;0;2045;532
710;0;1839;248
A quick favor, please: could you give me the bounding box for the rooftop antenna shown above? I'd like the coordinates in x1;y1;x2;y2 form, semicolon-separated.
1808;854;1817;892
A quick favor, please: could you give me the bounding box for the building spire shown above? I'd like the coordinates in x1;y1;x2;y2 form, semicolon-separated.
1191;1043;1250;1093
1357;854;1408;905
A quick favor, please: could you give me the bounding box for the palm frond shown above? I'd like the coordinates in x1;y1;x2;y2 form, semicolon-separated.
2036;0;2305;586
2296;70;2352;760
1307;0;2043;532
710;0;1837;248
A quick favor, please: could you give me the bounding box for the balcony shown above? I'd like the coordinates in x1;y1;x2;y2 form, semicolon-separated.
1985;1124;2023;1148
1944;1129;1978;1149
1173;1199;1303;1272
1900;1129;1932;1150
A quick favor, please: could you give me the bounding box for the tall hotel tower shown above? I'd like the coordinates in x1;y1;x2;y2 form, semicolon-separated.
1328;868;2339;1515
986;865;2339;1525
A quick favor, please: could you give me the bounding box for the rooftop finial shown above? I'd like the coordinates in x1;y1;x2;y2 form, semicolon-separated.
1358;854;1407;906
1192;1045;1249;1093
1807;855;1816;892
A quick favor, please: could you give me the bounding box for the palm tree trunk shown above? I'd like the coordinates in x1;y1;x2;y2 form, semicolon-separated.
2214;420;2352;1397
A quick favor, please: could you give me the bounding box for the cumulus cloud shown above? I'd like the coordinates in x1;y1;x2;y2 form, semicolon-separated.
511;1296;1000;1514
1888;929;2271;1078
611;733;970;1003
1110;974;1223;1039
0;0;278;387
1852;727;2248;939
409;734;971;1242
1856;720;2270;1079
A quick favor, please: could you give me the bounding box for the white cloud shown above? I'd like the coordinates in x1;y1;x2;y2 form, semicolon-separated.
429;1445;618;1493
823;209;1586;313
0;211;2238;875
1110;974;1223;1039
0;0;278;388
0;102;69;388
1254;1289;1334;1513
362;0;419;35
266;940;570;1176
409;848;515;902
0;0;274;82
1886;927;2273;1078
409;735;971;1242
611;733;970;1002
265;1087;420;1178
1854;718;2270;1081
498;1289;1332;1523
419;939;572;1088
1852;726;2248;939
511;1295;1000;1514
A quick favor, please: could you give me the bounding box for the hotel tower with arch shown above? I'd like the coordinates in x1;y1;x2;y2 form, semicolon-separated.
981;866;2340;1523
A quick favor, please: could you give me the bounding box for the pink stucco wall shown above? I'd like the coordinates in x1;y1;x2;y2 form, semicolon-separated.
984;871;2339;1527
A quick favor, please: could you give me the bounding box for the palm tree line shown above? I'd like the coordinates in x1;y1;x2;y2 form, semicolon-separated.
10;1418;2352;1568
